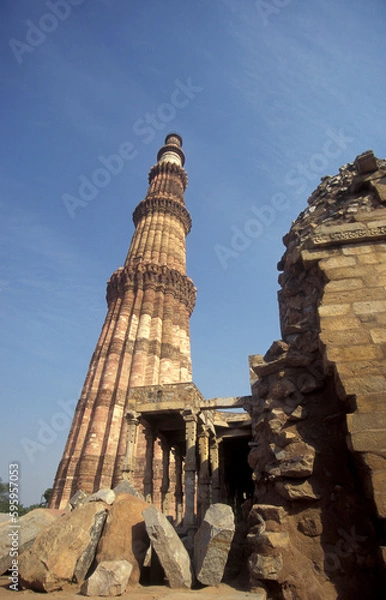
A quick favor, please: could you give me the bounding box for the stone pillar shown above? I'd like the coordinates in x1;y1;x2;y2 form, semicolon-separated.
182;408;198;528
160;436;171;515
121;410;140;482
143;424;155;503
197;426;210;523
174;446;184;526
210;435;221;504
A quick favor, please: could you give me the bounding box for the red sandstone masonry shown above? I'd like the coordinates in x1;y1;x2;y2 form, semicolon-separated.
50;135;196;509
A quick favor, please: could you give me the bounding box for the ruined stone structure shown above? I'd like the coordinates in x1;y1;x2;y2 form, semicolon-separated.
247;151;386;599
50;135;252;527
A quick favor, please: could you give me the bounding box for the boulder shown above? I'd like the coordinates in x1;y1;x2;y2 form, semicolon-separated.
19;502;107;592
143;505;193;589
193;503;235;586
0;514;10;525
113;480;145;500
80;560;133;596
66;489;89;511
96;492;149;585
89;488;116;505
73;509;107;582
0;508;64;575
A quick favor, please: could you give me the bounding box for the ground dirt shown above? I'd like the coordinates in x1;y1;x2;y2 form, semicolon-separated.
0;577;258;600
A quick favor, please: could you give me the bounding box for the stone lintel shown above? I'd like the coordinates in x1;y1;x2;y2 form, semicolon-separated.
219;428;252;439
200;395;251;409
128;381;205;413
213;411;251;426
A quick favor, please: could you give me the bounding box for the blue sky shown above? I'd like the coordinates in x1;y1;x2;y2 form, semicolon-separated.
1;0;386;506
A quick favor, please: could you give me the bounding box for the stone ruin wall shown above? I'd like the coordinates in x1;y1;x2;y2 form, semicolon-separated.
247;151;386;599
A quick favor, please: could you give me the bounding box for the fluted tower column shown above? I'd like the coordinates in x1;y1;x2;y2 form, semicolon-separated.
50;134;196;509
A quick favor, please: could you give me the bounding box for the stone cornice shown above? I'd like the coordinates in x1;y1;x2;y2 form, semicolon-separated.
107;263;196;314
132;196;192;235
148;161;188;189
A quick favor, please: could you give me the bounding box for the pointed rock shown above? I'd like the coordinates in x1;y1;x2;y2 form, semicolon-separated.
89;488;116;505
142;505;193;589
80;560;133;596
113;480;145;500
193;503;235;586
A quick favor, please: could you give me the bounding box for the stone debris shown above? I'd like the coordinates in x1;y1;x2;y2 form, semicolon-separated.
19;502;107;592
66;489;89;511
0;508;64;575
248;552;283;581
247;152;386;598
73;509;107;583
143;504;193;589
89;488;116;505
80;559;133;596
96;492;149;585
193;503;235;586
274;480;320;502
113;480;145;500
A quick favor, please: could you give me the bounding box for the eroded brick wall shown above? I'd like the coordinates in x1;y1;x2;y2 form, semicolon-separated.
248;152;386;599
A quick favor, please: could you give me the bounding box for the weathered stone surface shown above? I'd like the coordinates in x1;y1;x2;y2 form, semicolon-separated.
248;552;283;580
143;504;193;589
66;490;89;510
73;509;107;582
19;502;107;592
80;559;133;596
267;442;315;478
275;480;320;502
249;504;286;526
113;480;145;500
297;511;323;537
96;493;149;585
193;503;235;586
89;488;116;505
0;514;10;524
0;509;64;576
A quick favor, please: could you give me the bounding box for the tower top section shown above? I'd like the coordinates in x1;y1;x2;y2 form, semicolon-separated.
157;132;185;167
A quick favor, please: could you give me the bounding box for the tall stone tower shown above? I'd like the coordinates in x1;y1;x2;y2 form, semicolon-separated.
50;133;197;509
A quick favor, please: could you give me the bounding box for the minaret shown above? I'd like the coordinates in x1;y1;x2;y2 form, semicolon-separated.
50;134;196;509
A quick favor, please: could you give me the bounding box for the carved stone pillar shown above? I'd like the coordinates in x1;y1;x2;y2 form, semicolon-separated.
173;446;183;526
197;426;210;523
143;424;155;503
210;435;221;504
160;436;171;515
122;410;140;482
182;408;198;528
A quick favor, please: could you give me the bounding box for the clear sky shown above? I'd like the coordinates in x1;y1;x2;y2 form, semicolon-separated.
1;0;386;506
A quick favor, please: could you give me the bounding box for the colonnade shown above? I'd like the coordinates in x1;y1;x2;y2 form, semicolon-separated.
121;407;221;527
